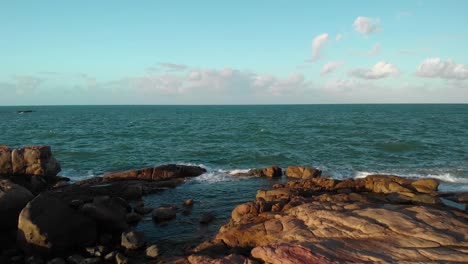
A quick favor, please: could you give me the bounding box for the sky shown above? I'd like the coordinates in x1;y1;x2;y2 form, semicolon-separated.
1;0;468;105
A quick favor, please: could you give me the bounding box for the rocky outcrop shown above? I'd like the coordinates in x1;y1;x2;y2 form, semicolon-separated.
102;164;206;181
0;146;61;178
197;175;468;263
0;146;62;194
80;196;129;231
17;194;97;256
284;166;321;179
248;166;282;178
152;205;177;222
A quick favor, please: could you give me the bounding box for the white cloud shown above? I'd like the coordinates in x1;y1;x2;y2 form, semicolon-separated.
323;78;360;92
311;33;329;61
335;34;343;41
159;62;188;72
353;16;381;35
349;43;381;56
349;61;400;79
320;61;345;76
253;73;307;96
415;58;468;80
13;75;43;95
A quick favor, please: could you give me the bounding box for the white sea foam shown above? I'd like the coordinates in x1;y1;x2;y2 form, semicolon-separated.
192;171;237;184
227;169;250;175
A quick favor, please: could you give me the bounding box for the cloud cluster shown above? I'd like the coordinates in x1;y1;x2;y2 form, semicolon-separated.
353;17;381;35
311;33;329;61
320;61;345;76
349;62;400;79
159;62;188;72
415;58;468;80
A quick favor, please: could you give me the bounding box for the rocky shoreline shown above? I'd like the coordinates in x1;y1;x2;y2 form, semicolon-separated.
1;145;467;263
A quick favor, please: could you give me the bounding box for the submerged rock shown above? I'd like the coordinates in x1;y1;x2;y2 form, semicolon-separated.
152;205;177;222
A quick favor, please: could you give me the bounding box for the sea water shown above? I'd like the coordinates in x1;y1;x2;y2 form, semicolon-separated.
2;104;467;253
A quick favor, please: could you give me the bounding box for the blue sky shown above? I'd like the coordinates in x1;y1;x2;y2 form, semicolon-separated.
1;0;468;105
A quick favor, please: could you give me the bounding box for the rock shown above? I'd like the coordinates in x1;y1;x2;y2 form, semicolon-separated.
121;230;146;250
412;178;439;193
81;258;101;264
81;196;128;231
145;244;160;259
46;258;66;264
115;253;129;264
85;245;107;257
251;244;335;264
103;164;206;181
10;146;61;177
104;251;117;261
66;255;85;264
17;194;97;256
249;166;282;178
121;184;143;200
152;205;177;222
0;145;12;175
200;212;215;224
209;177;468;263
0;179;34;229
126;212;142;225
187;254;256;264
285;166;322;179
69;199;84;209
10;256;24;263
182;199;194;207
134;206;152;215
25;256;44;264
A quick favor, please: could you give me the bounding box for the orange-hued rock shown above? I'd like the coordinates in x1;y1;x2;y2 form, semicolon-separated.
412;178;439;193
201;174;468;263
0;146;61;178
285;166;322;179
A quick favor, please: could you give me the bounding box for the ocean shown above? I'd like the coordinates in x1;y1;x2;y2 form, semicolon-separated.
2;104;467;253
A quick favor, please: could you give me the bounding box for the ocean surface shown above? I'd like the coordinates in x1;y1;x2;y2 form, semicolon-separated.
1;104;468;253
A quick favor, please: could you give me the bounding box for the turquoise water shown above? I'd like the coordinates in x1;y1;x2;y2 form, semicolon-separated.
1;105;467;189
2;104;468;254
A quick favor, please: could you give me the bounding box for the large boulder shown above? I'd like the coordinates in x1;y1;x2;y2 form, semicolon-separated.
11;146;61;178
0;145;13;175
17;194;97;255
0;179;34;229
284;166;321;179
251;244;335;264
249;166;282;178
80;196;128;231
103;164;206;181
411;178;439;193
152;205;177;222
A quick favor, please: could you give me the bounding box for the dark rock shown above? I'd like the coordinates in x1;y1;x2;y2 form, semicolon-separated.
126;212;142;225
103;164;206;181
152;205;177;222
80;196;128;231
46;258;66;264
0;179;34;230
66;255;85;264
121;230;146;250
25;256;44;264
81;258;101;264
69;199;84;208
104;251;117;261
17;194;97;256
134;206;152;215
200;212;215;225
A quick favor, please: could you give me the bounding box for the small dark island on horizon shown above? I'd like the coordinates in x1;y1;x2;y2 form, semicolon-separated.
1;145;467;263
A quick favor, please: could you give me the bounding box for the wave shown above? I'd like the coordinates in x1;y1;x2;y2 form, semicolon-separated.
352;170;468;184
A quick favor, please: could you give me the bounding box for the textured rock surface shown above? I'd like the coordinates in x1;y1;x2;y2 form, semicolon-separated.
81;196;128;231
152;205;177;222
121;230;146;250
102;164;206;181
197;175;468;263
17;194;97;255
0;179;34;229
284;166;322;179
249;166;282;178
3;146;61;177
